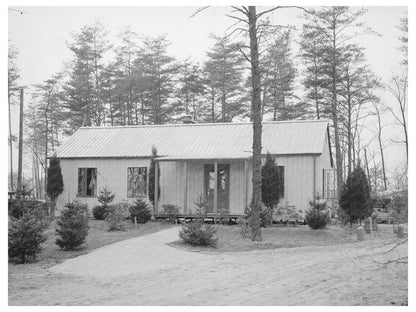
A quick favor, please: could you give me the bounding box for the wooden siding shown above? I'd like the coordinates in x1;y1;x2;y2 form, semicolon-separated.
158;160;248;215
57;132;332;216
57;158;151;210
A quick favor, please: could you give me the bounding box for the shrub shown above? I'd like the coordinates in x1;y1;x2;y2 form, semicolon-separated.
8;199;49;219
92;205;107;220
93;187;115;220
8;213;49;263
305;201;330;230
105;201;130;231
55;200;89;250
179;220;218;247
339;166;372;225
261;153;281;216
237;216;251;239
162;204;180;223
46;156;64;217
97;187;115;207
130;199;152;223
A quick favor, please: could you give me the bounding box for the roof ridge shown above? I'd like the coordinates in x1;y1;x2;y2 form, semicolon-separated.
79;119;329;130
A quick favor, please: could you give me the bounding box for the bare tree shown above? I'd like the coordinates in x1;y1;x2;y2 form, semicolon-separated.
385;72;408;164
371;100;387;190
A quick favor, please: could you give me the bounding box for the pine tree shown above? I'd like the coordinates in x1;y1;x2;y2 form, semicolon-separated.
46;156;64;217
97;187;115;207
203;35;245;122
261;153;280;210
261;153;280;226
263;30;305;120
339;166;373;225
148;146;160;207
63;21;111;129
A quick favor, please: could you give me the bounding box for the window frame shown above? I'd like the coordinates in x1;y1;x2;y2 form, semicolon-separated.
127;167;148;198
77;167;97;197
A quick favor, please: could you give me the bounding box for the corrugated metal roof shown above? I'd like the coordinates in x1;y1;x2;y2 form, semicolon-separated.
55;120;329;159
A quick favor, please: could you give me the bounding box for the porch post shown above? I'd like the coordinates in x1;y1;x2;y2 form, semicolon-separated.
155;160;159;214
183;160;188;214
214;161;218;214
244;159;249;209
313;156;317;201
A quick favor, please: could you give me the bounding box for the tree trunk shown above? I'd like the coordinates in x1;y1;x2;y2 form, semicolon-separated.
248;6;262;242
331;31;343;199
375;105;387;190
8;89;14;192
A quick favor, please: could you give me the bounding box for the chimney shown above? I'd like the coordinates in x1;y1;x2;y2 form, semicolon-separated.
182;115;195;124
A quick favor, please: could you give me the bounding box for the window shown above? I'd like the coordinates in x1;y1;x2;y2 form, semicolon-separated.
127;167;147;197
278;166;284;198
78;168;97;197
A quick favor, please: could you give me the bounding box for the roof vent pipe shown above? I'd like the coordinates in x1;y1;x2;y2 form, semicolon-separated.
182;115;196;124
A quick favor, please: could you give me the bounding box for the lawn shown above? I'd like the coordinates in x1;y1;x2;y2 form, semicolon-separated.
9;218;175;269
170;223;395;253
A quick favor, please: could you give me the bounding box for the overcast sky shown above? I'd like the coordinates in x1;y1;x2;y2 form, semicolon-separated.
8;6;406;87
6;3;410;182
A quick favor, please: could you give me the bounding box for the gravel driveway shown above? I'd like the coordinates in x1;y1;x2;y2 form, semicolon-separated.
49;227;208;278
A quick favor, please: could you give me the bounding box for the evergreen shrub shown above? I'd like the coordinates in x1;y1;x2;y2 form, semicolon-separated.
8;213;49;263
305;200;330;229
179;220;218;247
55;200;89;250
130;199;152;223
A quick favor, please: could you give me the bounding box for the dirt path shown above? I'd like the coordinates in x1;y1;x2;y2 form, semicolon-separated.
9;228;407;306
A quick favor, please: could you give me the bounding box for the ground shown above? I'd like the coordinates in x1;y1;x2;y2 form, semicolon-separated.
8;221;408;306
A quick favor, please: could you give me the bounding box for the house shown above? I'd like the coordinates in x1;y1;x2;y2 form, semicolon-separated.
54;119;334;219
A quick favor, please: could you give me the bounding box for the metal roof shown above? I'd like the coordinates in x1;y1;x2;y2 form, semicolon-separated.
55;120;329;159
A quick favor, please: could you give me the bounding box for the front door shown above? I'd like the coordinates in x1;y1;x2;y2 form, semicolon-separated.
204;164;230;214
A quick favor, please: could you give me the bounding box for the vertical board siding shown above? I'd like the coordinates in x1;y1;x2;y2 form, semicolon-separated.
58;136;332;217
273;155;315;215
57;158;151;211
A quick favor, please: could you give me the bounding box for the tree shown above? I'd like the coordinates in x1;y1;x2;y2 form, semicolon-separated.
63;21;111;130
8;213;48;263
8;43;20;192
46;156;64;217
203;35;245;122
32;73;65;199
261;153;280;206
175;59;206;121
55;200;89;250
148;146;160;207
261;153;280;219
97;187;115;207
138;35;178;124
299;15;329;119
338;45;380;176
247;6;263;241
339;166;372;225
303;7;374;198
263;30;304;120
371;100;387;191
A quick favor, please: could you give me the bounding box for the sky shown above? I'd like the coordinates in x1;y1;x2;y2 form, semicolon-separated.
6;2;410;185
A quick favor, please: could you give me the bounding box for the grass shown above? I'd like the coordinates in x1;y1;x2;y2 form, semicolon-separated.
171;224;360;253
9;218;175;269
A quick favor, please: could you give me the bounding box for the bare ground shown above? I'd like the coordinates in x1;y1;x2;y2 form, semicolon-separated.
8;224;407;306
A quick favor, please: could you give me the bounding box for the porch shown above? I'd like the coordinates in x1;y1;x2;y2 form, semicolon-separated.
153;156;252;216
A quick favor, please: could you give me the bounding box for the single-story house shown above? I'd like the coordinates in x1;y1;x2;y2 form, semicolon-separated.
54;119;334;218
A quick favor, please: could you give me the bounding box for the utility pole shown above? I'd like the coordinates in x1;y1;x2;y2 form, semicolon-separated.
17;88;24;192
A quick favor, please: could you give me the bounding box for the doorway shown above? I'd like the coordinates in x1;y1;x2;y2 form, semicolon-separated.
204;164;230;214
